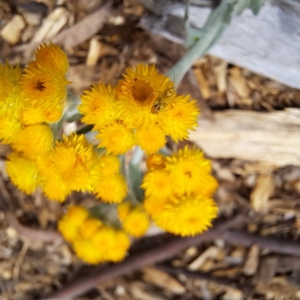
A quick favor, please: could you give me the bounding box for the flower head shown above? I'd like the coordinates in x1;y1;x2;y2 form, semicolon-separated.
21;44;69;124
165;146;216;196
79;218;102;238
58;206;89;242
34;43;69;74
115;64;174;128
154;195;218;236
52;134;95;191
142;169;173;199
93;173;127;203
43;176;72;202
118;202;150;238
37;134;96;201
97;154;120;176
135;125;166;154
0;63;23;143
0;63;23;117
114;64;199;153
79;84;118;129
96;121;135;155
74;236;103;264
21;66;68;123
0;114;22;143
91;226;130;262
6;152;40;194
12;124;54;159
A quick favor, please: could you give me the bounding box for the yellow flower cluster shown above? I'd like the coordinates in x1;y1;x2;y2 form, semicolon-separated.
58;206;130;264
142;147;219;236
37;134;127;202
1;42;219;264
1;44;69;194
79;65;199;154
117;202;150;238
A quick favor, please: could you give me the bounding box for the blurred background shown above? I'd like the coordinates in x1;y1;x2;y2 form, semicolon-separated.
1;0;300;299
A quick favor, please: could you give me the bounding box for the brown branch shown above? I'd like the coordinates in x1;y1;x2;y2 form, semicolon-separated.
5;210;63;242
42;215;300;300
0;179;62;243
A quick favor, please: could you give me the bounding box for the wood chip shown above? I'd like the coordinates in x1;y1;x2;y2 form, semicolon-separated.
188;246;222;271
86;38;102;66
142;267;185;294
256;256;278;288
130;281;165;300
212;60;228;94
193;67;211;100
212;266;241;278
228;68;250;98
222;289;243;300
243;244;259;276
32;7;70;43
250;173;274;213
1;15;26;45
21;11;42;26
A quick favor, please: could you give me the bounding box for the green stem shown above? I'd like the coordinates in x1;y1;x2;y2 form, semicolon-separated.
167;0;249;88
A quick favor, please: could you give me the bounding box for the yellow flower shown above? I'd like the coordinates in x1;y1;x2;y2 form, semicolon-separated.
165;146;217;196
58;217;80;242
98;154;120;176
93;173;127;203
158;95;200;141
79;218;102;238
38;134;96;195
154;195;218;236
115;64;174;128
142;169;173;199
97;121;135;155
115;64;200;153
79;84;118;129
106;230;130;262
21;63;68;123
92;226;130;263
74;237;103;264
12;124;54;159
135;125;166;154
144;195;170;216
58;206;89;242
67;206;89;226
117;202;131;220
0;63;23;117
118;203;150;238
0;113;22;143
6;152;40;194
21;103;64;125
34;43;69;74
0;63;23;143
41;173;71;202
37;152;71;201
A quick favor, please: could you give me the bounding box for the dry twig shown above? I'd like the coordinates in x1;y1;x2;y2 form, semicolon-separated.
0;179;62;242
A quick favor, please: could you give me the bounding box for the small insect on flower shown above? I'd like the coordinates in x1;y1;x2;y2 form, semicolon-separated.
150;86;176;114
